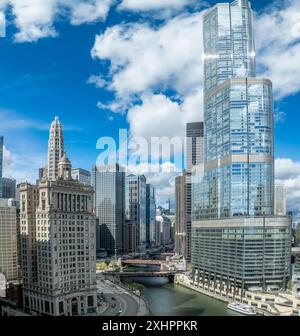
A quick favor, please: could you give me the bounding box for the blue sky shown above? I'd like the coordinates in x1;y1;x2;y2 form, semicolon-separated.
0;0;300;208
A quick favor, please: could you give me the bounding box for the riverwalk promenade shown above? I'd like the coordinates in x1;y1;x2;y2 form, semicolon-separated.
175;274;300;316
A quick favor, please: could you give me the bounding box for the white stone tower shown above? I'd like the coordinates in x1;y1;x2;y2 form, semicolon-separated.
47;116;64;181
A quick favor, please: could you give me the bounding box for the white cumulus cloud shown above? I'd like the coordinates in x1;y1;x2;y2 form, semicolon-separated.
91;11;204;146
127;93;185;140
91;13;203;98
119;0;195;11
66;0;114;25
118;0;201;18
256;0;300;98
4;0;114;42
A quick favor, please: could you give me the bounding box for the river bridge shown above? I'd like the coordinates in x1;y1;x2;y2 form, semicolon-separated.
121;259;168;267
103;270;176;281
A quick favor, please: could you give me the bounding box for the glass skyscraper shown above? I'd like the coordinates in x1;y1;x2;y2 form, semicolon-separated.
71;168;91;186
196;0;274;218
92;164;125;256
191;0;291;293
2;177;16;199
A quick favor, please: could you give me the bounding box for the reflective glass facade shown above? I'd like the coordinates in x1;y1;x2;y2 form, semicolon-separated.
195;78;274;219
203;0;255;94
191;0;291;292
92;164;125;255
195;0;274;220
2;177;16;199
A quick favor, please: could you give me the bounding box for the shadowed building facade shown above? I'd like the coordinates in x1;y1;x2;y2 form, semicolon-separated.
92;164;125;256
175;173;187;258
125;174;147;252
0;199;18;281
146;184;157;248
2;178;16;199
175;123;204;261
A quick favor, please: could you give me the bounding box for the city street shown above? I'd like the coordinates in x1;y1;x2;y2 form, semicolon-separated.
96;275;144;316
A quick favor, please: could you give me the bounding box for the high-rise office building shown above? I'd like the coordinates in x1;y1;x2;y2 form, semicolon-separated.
274;184;287;216
187;123;204;261
19;183;39;289
91;164;125;256
295;221;300;247
47;116;64;181
294;222;300;285
38;167;46;180
175;123;204;261
20;119;97;316
186;122;204;173
2;177;16;199
156;209;172;246
72;168;91;186
165;214;175;244
123;222;136;254
0;198;18;281
175;173;187;257
191;0;291;293
0;136;3;198
125;174;147;251
146;184;156;248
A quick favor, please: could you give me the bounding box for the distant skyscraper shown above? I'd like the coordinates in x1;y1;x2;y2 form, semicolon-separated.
38;167;46;180
295;216;300;247
0;198;18;281
187;123;204;261
156;209;172;246
123;222;137;254
0;136;3;198
20;119;97;316
2;177;16;199
72;168;91;186
91;164;125;256
47;116;64;181
186;122;204;173
146;184;156;247
296;230;300;250
175;173;187;258
191;0;291;293
125;174;147;251
274;184;287;216
175;123;204;261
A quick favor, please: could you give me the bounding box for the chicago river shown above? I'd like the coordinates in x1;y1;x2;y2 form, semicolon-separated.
136;277;239;316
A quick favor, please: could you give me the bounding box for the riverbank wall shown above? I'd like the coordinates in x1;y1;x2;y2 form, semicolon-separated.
175;274;300;316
